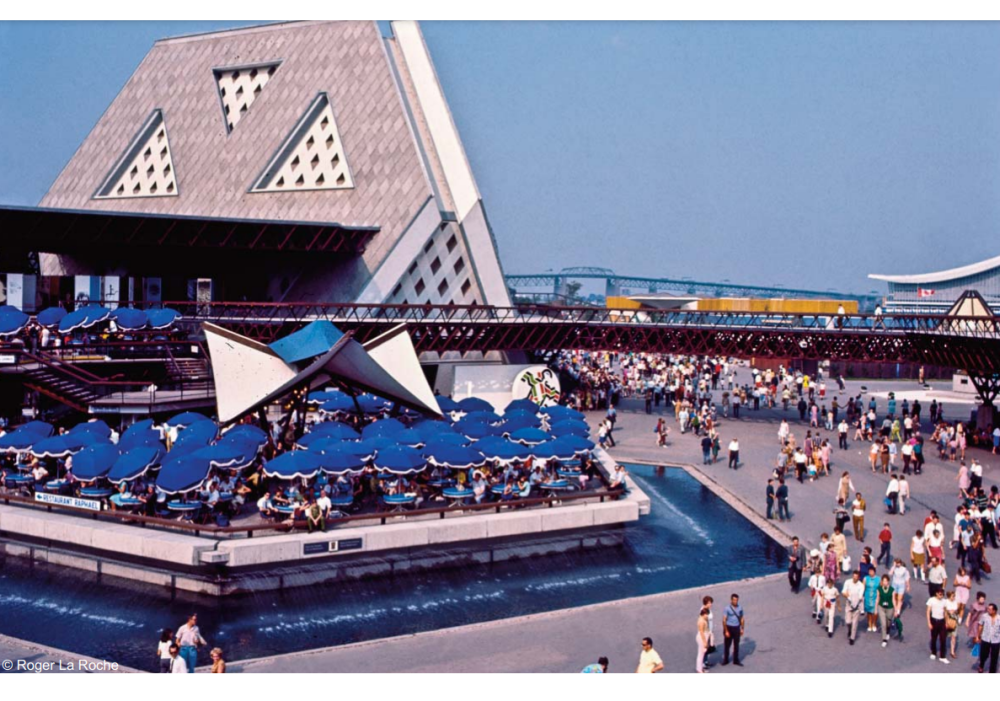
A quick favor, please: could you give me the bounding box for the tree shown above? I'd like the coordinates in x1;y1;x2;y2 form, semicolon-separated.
565;281;582;301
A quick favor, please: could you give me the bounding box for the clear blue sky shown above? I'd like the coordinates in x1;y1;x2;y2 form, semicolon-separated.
2;21;1000;295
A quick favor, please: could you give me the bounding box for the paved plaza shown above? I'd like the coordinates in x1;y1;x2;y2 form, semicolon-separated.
230;372;999;673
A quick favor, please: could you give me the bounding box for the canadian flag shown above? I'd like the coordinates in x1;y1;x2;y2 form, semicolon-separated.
917;288;936;298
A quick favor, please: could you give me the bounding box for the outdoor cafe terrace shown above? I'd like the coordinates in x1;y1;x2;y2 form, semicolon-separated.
0;393;621;540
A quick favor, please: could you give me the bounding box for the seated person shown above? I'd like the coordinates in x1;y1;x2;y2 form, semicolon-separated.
517;476;531;498
31;463;49;485
204;482;221;509
256;492;277;519
609;464;628;492
139;485;158;516
501;480;515;502
233;479;252;512
335;474;352;496
218;475;237;494
472;473;489;504
118;481;135;500
315;490;332;517
305;497;325;533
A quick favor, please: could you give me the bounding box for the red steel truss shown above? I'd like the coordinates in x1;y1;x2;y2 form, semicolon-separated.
153;302;1000;375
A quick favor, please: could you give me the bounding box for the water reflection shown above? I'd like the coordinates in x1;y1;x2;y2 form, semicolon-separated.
0;465;784;670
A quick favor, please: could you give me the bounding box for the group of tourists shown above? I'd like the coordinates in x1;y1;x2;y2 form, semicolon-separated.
156;614;224;673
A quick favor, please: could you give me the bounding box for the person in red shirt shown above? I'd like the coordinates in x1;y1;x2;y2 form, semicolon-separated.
877;523;893;567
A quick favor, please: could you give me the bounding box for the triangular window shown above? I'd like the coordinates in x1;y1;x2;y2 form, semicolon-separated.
94;109;178;199
214;61;280;133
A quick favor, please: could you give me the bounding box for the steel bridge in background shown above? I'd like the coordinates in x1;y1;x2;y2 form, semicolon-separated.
505;266;875;306
148;301;1000;395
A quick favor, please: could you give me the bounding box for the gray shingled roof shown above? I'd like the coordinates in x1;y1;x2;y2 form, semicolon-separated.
40;21;434;300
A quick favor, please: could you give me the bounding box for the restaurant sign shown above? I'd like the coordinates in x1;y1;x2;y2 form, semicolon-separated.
34;492;103;512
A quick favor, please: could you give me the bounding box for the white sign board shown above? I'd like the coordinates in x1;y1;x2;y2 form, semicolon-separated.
34;492;103;512
511;365;562;407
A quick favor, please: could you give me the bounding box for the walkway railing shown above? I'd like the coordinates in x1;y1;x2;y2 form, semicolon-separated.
0;488;619;541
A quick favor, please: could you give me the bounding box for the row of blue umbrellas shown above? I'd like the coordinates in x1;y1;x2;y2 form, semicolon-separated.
58;305;180;333
0;304;180;335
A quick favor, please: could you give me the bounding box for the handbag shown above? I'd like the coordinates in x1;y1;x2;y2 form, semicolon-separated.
983;560;992;575
946;616;958;631
972;642;981;658
706;644;717;655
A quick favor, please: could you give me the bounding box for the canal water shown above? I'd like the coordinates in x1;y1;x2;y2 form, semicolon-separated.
0;465;785;670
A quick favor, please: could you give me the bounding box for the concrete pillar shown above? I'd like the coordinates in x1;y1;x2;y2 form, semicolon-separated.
554;275;568;299
605;278;620;299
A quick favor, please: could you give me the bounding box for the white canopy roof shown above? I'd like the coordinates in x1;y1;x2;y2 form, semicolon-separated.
869;254;1000;285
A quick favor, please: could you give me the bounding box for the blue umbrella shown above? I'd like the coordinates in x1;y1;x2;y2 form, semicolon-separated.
0;304;19;314
470;435;513;453
373;445;426;475
318;393;356;415
409;420;457;441
508;427;550;446
550;419;590;437
221;424;269;446
315;447;365;476
156;454;211;494
165;411;211;429
361;418;407;439
120;426;162;451
541;405;585;421
35;307;67;328
548;434;595;454
306;421;360;441
124;418;155;433
492;442;531;463
458;397;494;414
339;436;396;459
307;389;339;404
59;305;112;333
462;410;504;425
505;398;540;414
145;307;181;330
424;444;486;470
0;309;29;337
393;428;425;448
501;413;542;432
423;433;472;450
30;435;88;458
19;421;54;437
69;419;112;438
262;451;323;480
436;396;461;413
0;429;41;453
109;445;164;483
71;445;121;482
191;441;257;469
169;421;217;458
530;441;579;462
111;307;147;331
456;420;504;439
357;394;390;415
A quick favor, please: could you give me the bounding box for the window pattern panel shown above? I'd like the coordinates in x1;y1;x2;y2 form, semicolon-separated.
94;110;178;199
251;92;354;193
385;223;483;306
214;62;280;133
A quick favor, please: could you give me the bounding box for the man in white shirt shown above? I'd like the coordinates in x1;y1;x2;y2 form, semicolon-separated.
821;580;839;636
926;589;949;663
728;439;740;470
316;491;332;517
809;569;827;622
840;571;866;645
636;637;663;673
168;644;188;674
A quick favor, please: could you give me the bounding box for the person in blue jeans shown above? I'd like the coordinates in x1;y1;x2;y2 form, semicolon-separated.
175;613;207;673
